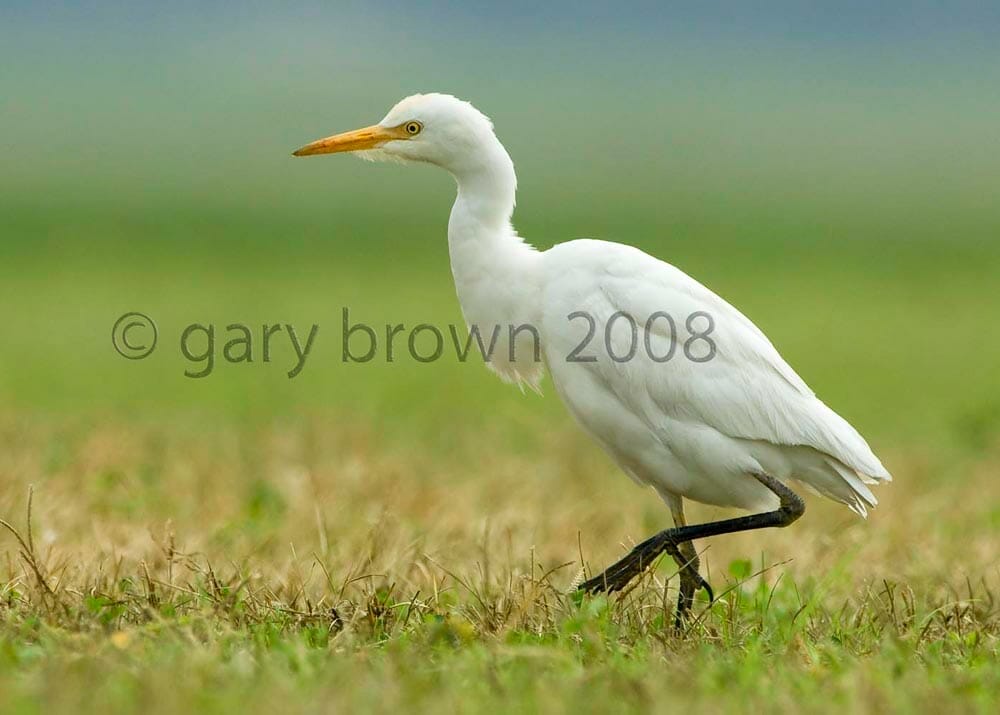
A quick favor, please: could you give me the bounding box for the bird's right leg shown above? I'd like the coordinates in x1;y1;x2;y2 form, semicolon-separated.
666;495;705;629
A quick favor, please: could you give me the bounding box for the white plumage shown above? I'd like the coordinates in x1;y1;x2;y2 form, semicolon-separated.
540;239;889;516
294;92;891;608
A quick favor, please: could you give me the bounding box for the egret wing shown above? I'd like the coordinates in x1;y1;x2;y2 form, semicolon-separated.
541;241;890;496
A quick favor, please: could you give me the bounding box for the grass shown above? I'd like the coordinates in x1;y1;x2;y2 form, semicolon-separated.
0;198;998;712
0;408;998;713
0;406;1000;712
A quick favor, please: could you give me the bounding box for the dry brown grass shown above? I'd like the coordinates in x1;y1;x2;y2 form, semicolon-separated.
1;412;998;713
1;413;997;624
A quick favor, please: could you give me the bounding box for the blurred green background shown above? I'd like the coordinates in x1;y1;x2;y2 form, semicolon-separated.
2;1;998;454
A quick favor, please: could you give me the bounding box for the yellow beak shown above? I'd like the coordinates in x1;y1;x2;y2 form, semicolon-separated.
292;124;399;157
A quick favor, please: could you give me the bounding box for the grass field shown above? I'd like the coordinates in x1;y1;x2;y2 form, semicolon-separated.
1;195;999;713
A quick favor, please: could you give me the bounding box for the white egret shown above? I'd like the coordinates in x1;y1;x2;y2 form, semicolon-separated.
293;93;891;625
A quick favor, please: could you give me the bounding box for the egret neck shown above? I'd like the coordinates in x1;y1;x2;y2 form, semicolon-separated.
445;135;544;389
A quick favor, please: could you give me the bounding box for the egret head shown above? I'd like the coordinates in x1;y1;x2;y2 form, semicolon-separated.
292;93;498;172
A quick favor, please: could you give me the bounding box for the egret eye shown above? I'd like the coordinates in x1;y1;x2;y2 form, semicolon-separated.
404;121;422;136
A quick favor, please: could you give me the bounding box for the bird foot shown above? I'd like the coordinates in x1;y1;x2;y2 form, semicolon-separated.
673;566;713;631
578;529;713;603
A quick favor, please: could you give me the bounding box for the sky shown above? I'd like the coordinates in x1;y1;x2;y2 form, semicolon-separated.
2;1;998;236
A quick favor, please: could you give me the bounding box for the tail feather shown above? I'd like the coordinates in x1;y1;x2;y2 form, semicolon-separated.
825;457;879;512
789;451;885;519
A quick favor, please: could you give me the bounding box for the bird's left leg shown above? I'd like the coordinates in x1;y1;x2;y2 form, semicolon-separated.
579;472;803;598
578;490;712;609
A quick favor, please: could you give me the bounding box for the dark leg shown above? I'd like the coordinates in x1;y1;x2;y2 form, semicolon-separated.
579;473;805;600
674;544;701;627
666;498;705;629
